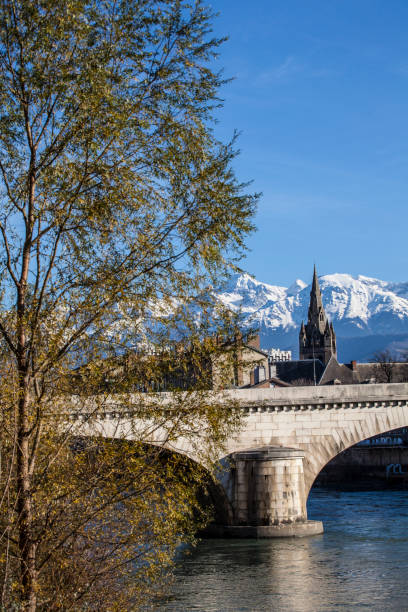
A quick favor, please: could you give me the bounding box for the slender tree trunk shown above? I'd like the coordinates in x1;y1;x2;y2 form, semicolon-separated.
16;375;37;611
16;331;38;612
16;164;37;610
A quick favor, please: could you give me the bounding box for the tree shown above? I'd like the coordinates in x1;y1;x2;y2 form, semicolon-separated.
369;350;408;383
370;350;396;383
0;0;258;608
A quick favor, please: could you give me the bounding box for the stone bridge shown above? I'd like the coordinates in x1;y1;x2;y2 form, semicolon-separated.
76;382;408;538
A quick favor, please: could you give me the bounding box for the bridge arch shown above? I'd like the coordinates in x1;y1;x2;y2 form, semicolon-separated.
300;402;408;497
205;383;408;535
68;383;408;536
72;427;234;528
218;384;408;496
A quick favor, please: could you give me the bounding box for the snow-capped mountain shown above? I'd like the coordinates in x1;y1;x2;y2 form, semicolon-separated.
216;273;408;362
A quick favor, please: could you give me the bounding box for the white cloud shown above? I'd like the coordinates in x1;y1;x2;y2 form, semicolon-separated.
255;56;336;85
256;56;299;84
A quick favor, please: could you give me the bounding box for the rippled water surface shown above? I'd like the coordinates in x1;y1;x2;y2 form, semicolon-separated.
159;489;408;611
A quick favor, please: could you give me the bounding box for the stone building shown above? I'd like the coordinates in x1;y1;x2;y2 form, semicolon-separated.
299;265;337;365
217;333;292;389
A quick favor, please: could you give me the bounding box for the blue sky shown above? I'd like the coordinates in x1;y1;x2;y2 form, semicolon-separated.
210;0;408;286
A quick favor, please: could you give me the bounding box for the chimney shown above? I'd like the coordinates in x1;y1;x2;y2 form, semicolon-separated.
350;360;357;371
247;333;260;350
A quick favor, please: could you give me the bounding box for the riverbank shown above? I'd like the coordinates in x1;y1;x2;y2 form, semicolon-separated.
314;445;408;489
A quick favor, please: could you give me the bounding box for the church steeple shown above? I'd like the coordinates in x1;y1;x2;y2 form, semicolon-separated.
299;266;337;365
308;264;327;335
311;264;319;293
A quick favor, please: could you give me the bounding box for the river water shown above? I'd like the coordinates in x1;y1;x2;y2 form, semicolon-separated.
159;489;408;611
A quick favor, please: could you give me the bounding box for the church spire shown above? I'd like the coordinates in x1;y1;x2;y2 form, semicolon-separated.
310;265;324;305
311;264;319;294
299;265;337;365
307;265;326;333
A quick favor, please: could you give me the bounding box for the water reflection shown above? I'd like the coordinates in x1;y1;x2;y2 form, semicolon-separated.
160;490;408;611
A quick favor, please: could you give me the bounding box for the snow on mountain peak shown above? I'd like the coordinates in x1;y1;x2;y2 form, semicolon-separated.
219;273;287;314
287;279;307;296
216;272;408;361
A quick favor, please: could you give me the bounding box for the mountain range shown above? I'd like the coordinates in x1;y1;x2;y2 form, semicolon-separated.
216;273;408;362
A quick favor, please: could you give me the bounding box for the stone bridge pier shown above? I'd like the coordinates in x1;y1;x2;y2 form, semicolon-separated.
207;446;323;538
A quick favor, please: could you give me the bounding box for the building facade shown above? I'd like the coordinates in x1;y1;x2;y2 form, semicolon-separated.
268;348;292;362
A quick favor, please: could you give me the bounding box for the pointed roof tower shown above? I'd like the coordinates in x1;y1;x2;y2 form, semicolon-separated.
311;264;319;293
307;265;327;334
299;265;337;365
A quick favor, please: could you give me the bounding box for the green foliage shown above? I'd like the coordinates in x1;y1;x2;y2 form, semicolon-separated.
0;0;258;608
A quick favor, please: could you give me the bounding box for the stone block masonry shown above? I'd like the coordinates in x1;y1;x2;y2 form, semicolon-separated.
75;383;408;537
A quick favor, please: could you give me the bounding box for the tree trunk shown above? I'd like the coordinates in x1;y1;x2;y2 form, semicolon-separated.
16;387;37;611
17;174;37;608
